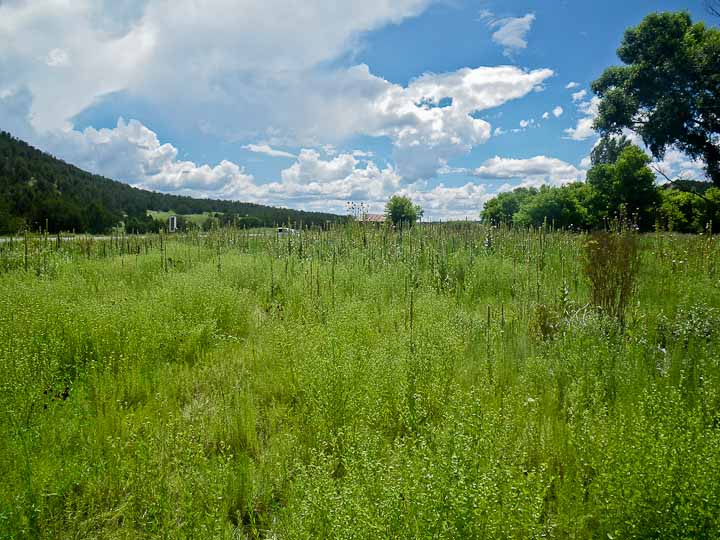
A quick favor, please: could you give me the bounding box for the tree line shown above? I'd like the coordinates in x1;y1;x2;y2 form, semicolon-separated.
0;132;341;235
481;137;720;232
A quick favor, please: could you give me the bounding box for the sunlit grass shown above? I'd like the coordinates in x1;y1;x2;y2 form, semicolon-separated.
1;223;719;538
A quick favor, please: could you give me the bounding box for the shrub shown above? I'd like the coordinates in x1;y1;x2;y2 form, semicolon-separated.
584;230;640;322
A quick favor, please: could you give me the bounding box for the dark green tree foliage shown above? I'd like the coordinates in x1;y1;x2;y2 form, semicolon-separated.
480;187;538;225
590;135;632;166
592;12;720;184
586;145;660;229
658;186;720;232
482;143;672;232
513;184;592;230
384;195;423;227
0;131;341;234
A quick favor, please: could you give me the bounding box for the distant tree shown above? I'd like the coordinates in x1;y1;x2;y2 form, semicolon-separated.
84;202;117;234
658;189;705;232
591;135;632;166
0;197;12;235
658;186;720;233
480;187;538;225
592;12;720;184
201;215;220;231
385;195;423;227
238;216;263;228
513;184;592;230
586;145;660;229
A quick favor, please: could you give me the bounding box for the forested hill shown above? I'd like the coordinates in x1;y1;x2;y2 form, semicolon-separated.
0;131;341;234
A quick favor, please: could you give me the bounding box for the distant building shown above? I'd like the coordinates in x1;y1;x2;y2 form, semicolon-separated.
168;215;177;232
358;213;386;224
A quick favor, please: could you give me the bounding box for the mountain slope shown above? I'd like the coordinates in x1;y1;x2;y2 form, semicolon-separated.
0;131;342;234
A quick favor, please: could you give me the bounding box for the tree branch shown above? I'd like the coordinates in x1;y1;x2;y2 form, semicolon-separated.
652;163;710;201
706;0;720;18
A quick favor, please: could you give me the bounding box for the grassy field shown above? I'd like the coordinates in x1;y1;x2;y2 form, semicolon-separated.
0;224;719;539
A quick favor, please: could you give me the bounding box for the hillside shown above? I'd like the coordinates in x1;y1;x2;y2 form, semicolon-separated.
0;131;341;234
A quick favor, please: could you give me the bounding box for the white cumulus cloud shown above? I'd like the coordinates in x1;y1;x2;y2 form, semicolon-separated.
0;1;579;219
564;96;600;141
473;155;585;186
571;89;588;102
484;13;536;57
0;1;556;183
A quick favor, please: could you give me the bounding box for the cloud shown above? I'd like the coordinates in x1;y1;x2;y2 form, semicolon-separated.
539;108;563;121
473;155;585;186
1;2;555;183
571;89;587;102
281;149;360;184
14;113;590;220
564;117;595;141
0;1;155;131
437;162;469;175
45;48;71;67
42;119;256;195
565;81;580;89
242;143;296;158
31;117;404;209
398;182;492;221
653;148;707;181
0;2;570;219
0;0;432;132
564;96;600;141
329;63;553;179
617;131;707;181
519;119;530;128
484;13;536;57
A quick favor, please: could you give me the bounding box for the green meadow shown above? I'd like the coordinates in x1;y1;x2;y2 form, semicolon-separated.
1;224;719;539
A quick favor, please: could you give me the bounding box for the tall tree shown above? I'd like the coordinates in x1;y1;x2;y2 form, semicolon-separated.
592;12;720;184
586;145;659;229
384;195;423;227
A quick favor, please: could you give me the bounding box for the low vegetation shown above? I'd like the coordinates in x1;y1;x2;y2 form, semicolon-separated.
1;223;719;538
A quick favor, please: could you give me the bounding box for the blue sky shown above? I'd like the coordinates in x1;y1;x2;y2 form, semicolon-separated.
0;0;713;219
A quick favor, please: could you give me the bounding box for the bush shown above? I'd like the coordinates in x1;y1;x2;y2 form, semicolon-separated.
584;230;640;322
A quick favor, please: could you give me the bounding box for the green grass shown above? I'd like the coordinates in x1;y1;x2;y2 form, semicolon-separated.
0;224;719;538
